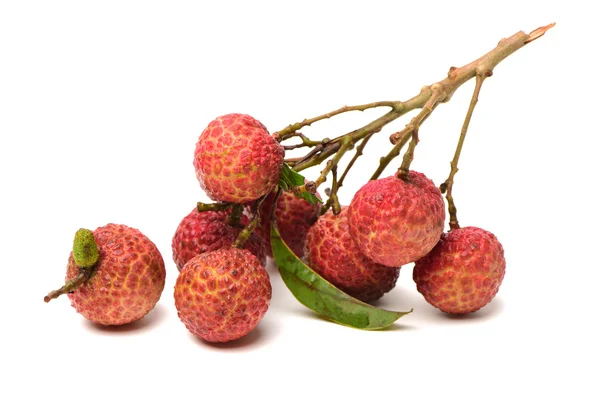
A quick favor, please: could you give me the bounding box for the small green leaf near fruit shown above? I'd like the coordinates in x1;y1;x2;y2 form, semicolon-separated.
278;163;321;205
270;223;412;330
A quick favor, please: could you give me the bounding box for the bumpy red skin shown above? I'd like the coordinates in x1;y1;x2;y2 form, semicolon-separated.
305;208;400;302
347;171;445;267
174;248;271;343
66;224;166;326
413;226;506;314
193;113;284;203
171;208;266;271
257;190;320;258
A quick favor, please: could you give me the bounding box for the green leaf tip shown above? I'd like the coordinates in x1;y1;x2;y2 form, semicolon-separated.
72;228;99;268
278;163;322;205
270;224;411;330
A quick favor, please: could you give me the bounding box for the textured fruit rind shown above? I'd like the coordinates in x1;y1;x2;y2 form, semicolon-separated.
305;208;400;302
66;224;166;326
257;189;320;258
413;226;506;314
193;113;284;203
171;208;266;271
347;172;445;267
174;248;271;343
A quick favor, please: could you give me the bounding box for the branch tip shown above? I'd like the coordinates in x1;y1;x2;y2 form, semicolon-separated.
525;22;556;44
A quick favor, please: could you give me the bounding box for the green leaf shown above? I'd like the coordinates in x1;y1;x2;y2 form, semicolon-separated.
277;179;289;191
278;163;322;204
298;191;321;205
279;162;305;187
270;224;412;330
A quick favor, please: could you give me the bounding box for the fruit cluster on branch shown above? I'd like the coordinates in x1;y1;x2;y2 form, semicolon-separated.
44;24;553;342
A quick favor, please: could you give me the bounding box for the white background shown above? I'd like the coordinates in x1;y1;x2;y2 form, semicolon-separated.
1;1;598;399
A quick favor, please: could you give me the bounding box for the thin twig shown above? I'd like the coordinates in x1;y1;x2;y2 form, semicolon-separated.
226;204;243;227
338;133;374;189
274;101;399;141
286;24;554;173
321;165;341;216
441;74;487;230
232;195;268;248
397;129;420;179
197;202;231;213
370;130;412;180
314;136;353;188
390;87;443;144
282;132;323;150
44;268;92;303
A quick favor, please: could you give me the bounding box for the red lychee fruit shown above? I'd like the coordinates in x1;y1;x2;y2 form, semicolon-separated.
171;208;266;271
304;207;400;302
256;189;320;258
193;113;285;203
347;171;445;267
174;248;271;343
413;226;506;314
59;224;166;326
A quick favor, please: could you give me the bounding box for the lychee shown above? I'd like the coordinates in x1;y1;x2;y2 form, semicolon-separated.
256;189;320;258
347;171;445;267
171;208;266;271
193;113;285;203
413;226;506;314
304;207;400;302
45;224;166;326
174;248;271;343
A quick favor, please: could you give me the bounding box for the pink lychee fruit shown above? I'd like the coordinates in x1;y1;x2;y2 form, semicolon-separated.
347;171;445;267
54;224;166;326
304;207;400;302
193;113;284;203
413;226;506;314
174;248;271;343
256;189;320;258
171;208;266;271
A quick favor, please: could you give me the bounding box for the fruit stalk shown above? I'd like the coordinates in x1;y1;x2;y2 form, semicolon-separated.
370;131;411;180
226;204;244;227
44;268;91;303
321;133;374;214
232;195;268;248
197;202;232;213
314;136;353;189
274;101;399;142
282;132;322;150
278;23;554;185
441;74;487;230
323;165;341;215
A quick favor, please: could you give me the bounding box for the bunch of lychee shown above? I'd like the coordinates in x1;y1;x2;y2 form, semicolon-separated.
44;111;506;343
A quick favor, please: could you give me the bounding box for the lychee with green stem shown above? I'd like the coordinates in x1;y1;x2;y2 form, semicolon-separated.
193;113;285;203
44;224;166;326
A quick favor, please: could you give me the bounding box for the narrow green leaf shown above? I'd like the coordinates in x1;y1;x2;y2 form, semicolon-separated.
298;191;321;205
271;224;412;330
278;163;322;204
277;179;289;191
280;163;305;187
